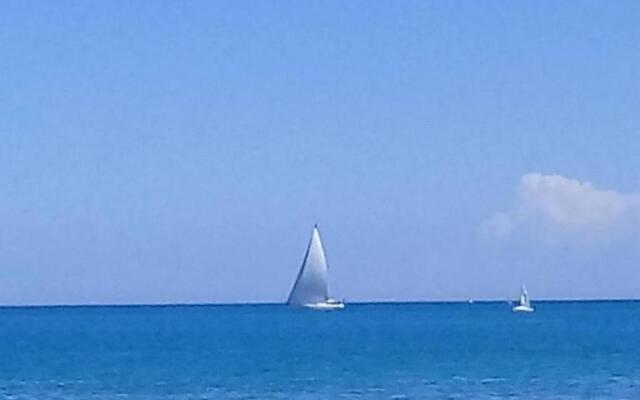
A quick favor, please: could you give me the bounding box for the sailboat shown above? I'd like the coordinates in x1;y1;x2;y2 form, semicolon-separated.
512;284;534;313
287;225;345;310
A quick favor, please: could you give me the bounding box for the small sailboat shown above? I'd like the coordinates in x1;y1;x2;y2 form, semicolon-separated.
287;225;344;310
512;284;534;313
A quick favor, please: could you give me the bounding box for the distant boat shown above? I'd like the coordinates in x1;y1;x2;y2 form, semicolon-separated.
287;225;345;310
512;284;534;313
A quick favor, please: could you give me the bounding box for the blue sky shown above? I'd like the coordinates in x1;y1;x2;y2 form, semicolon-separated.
1;1;639;304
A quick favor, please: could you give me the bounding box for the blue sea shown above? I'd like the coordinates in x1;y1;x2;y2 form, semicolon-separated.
1;302;639;399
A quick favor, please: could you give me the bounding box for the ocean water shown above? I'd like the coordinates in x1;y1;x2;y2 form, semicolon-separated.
1;302;639;399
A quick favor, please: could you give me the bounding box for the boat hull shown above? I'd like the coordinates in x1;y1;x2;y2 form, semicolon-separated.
302;301;345;310
512;305;534;313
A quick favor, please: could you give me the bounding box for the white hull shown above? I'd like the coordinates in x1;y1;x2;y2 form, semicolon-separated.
303;300;345;310
512;305;534;313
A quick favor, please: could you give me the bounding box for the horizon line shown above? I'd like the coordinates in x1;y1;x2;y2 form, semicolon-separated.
1;298;639;309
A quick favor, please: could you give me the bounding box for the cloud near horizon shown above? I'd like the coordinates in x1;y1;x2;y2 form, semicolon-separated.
483;173;640;242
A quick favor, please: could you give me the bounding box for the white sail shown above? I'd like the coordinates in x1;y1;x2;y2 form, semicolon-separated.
519;285;530;307
287;225;343;309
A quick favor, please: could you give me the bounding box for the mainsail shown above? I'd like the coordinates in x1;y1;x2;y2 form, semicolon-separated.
519;285;530;307
287;225;330;306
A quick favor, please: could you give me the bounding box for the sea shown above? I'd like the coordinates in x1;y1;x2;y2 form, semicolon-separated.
1;301;639;399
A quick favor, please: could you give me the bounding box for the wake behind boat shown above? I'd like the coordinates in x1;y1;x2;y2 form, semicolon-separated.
287;225;344;310
512;284;534;313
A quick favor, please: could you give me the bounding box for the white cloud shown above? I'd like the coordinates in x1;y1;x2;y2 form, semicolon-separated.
483;173;640;241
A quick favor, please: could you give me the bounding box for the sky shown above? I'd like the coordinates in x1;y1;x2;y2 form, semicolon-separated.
1;1;640;305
